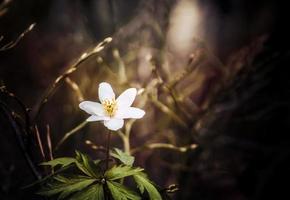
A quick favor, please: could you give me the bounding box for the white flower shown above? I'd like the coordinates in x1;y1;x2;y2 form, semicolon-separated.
79;82;145;131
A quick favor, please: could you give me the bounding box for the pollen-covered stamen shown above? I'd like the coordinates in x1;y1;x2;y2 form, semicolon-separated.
102;99;118;117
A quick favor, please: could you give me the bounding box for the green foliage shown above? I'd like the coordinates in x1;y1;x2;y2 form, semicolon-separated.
111;148;135;166
107;181;141;200
38;177;95;199
105;165;143;180
37;151;162;200
134;172;162;200
75;150;101;178
40;157;76;168
70;184;104;200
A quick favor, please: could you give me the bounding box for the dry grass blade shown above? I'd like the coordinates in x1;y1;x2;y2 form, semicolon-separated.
0;86;31;134
46;124;53;161
34;125;45;161
0;23;36;51
0;102;41;179
32;37;112;121
131;143;198;154
54;120;88;151
150;96;187;128
65;77;84;102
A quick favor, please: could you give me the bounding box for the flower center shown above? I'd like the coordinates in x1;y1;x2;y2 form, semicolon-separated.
102;99;118;117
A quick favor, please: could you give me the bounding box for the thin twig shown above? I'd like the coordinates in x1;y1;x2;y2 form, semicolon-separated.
55;120;88;151
150;96;187;128
34;125;46;161
166;48;206;89
65;77;84;102
131;143;197;154
150;58;192;120
46;124;53;161
0;86;31;134
0;23;36;51
33;37;112;121
0;102;41;179
113;49;127;84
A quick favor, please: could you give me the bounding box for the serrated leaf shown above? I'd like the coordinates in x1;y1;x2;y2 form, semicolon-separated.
105;165;143;181
75;151;101;178
53;175;93;183
70;184;105;200
53;175;71;183
38;178;95;199
40;157;76;168
111;148;135;166
107;180;141;200
133;172;162;200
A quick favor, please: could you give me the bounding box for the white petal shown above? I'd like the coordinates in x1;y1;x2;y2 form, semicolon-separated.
98;82;115;102
104;118;124;131
115;107;145;119
79;101;104;116
86;115;108;122
116;88;137;108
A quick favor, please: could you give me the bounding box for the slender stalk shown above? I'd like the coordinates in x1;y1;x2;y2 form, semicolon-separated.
0;23;36;51
123;136;130;155
32;37;112;122
150;97;187;128
0;103;41;179
46;124;53;161
55;120;88;151
131;143;198;154
105;131;112;170
34;125;45;161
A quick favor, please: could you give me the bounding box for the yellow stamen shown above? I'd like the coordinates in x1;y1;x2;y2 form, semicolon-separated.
102;99;118;117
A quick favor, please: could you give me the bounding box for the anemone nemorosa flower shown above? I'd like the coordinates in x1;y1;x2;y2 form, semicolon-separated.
79;82;145;131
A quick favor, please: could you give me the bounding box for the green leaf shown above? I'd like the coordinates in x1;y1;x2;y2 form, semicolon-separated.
105;165;143;181
53;175;93;183
133;172;162;200
107;180;141;200
38;178;95;199
111;148;135;166
70;184;105;200
75;151;101;178
40;157;76;168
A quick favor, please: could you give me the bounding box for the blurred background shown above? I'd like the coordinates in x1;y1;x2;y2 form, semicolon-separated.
1;0;290;199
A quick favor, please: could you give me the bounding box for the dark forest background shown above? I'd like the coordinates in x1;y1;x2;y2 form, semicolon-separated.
1;0;290;199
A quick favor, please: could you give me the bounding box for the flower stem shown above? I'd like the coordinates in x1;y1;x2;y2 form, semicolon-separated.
105;130;112;170
123;136;130;155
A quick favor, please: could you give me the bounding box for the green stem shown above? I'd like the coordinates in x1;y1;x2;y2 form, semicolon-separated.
123;135;130;155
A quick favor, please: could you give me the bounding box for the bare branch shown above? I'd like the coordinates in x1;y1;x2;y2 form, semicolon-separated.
33;37;112;121
54;120;88;151
46;124;53;161
34;125;45;161
149;96;187;128
131;142;197;154
0;23;36;51
0;102;41;179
